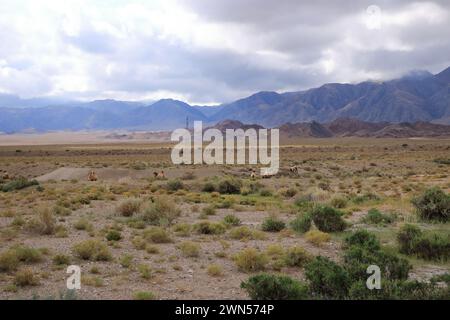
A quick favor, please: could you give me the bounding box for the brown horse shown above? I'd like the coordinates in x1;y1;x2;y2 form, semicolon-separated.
88;170;98;181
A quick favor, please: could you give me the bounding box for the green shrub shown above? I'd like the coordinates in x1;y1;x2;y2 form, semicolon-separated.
412;234;450;261
133;291;156;300
305;256;350;299
283;247;312;267
143;227;172;243
397;224;450;261
106;230;122;241
362;208;395;225
261;216;286;232
53;254;71;266
72;240;112;261
218;178;242;194
0;250;19;272
349;279;450;300
412;187;450;222
290;213;312;234
194;221;226;235
241;274;308;300
177;241;200;257
166;179;184;191
223;214;241;226
345;230;381;252
1;177;39;192
172;223;192;237
202;182;216;193
13;246;43;263
310;206;346;232
280;188;297;198
234;248;268;272
397;224;423;255
202;205;216;216
330;197;348;209
142;197;180;226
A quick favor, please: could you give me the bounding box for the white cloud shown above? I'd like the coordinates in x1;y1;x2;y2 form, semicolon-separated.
0;0;448;104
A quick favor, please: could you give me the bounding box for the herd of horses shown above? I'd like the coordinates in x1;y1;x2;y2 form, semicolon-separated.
3;166;300;183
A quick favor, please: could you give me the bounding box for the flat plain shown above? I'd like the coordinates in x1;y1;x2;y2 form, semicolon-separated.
0;136;449;299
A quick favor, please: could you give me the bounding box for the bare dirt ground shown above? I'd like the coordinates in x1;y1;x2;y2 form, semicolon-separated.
0;137;449;300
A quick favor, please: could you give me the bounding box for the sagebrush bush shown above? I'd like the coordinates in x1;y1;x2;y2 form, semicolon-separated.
53;254;71;266
194;221;226;235
142;197;180;226
117;199;141;217
305;230;331;246
13;246;43;263
217;178;242;194
397;224;449;261
280;188;297;198
178;241;200;257
234;248;268;272
241;273;308;300
223;214;241;226
0;250;19;272
202;205;216;216
397;224;422;255
305;256;350;299
412;187;450;222
290;213;312;234
14;268;39;287
283;246;312;267
105;230;122;241
362;208;395;225
310;206;346;232
202;182;216;193
344;231;411;281
207;264;223;276
72;240;112;261
330;197;347;209
172;223;192;237
1;177;39;192
261;216;286;232
27;207;57;235
143;227;172;243
133;291;156;300
166;179;184;191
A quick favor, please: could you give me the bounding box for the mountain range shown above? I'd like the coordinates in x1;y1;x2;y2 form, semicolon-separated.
0;66;449;133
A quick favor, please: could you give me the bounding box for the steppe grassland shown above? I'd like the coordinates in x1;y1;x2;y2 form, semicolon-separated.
0;138;449;299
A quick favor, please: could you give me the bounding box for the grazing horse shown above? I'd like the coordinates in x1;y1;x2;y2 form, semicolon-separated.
157;170;166;179
153;171;158;178
289;166;299;174
88;170;98;181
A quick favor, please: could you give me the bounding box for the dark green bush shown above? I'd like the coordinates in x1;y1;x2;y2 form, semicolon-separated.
241;274;308;300
105;230;122;241
218;178;242;194
310;206;346;232
412;187;450;222
261;216;286;232
166;179;184;191
223;214;241;226
397;224;449;261
1;177;39;192
349;279;449;300
397;224;423;255
305;256;350;299
202;182;216;192
290;213;311;234
344;230;381;252
362;208;395;225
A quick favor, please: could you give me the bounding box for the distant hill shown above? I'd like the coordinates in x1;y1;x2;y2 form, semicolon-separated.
0;66;449;132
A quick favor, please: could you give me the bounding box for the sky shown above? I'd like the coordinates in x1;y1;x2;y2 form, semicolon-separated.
0;0;449;105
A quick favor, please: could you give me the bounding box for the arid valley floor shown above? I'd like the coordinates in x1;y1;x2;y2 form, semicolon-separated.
0;136;449;299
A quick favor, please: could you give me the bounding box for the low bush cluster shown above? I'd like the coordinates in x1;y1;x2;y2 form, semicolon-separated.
397;224;449;261
412;187;450;222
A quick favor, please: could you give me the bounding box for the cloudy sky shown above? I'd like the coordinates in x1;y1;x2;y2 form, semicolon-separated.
0;0;449;105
